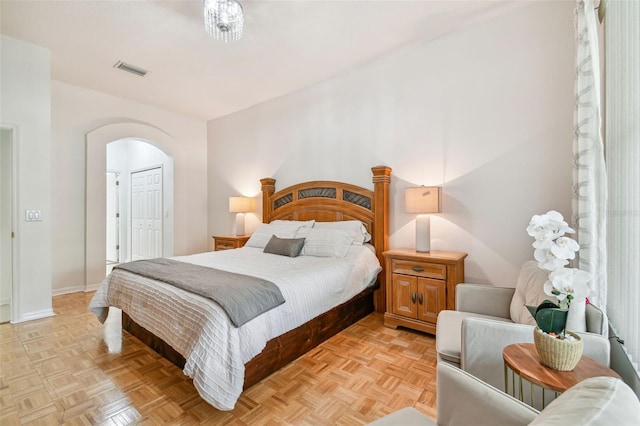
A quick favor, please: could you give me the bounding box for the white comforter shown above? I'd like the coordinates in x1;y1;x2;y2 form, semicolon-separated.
89;245;381;410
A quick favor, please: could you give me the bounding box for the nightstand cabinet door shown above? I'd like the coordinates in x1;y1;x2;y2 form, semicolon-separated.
392;274;417;319
383;249;467;336
416;278;446;324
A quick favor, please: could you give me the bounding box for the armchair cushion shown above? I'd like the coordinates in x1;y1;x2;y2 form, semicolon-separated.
461;317;535;389
455;284;514;318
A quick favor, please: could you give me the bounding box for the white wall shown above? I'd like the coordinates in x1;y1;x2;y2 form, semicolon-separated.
52;81;207;294
207;1;576;287
0;35;53;322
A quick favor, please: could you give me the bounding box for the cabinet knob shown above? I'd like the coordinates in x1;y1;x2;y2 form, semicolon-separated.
412;266;424;272
418;293;424;304
411;292;416;303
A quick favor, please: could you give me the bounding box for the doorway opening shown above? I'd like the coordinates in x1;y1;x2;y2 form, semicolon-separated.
0;128;14;323
106;139;172;267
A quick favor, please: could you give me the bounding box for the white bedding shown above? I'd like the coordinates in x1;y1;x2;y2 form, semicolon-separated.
89;244;381;410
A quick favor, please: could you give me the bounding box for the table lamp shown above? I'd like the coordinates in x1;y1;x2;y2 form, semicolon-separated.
229;196;252;236
405;186;441;252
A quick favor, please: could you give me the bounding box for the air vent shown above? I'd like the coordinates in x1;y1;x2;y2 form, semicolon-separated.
113;61;149;77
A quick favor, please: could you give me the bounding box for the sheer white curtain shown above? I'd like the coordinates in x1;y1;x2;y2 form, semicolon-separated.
572;0;607;310
605;0;640;370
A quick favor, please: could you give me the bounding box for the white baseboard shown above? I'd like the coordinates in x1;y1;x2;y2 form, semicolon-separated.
52;285;85;296
14;308;55;323
84;282;102;292
52;283;102;296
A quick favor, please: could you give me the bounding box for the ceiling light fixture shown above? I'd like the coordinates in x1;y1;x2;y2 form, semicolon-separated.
204;0;244;43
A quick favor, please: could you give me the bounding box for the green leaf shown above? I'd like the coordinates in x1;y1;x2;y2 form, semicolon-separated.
526;300;560;323
534;308;568;334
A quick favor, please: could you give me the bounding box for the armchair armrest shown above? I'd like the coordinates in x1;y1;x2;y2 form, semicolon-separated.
575;331;610;366
456;284;514;319
586;302;608;337
437;362;538;426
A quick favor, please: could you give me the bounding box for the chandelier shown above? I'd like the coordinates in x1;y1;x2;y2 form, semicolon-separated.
204;0;244;43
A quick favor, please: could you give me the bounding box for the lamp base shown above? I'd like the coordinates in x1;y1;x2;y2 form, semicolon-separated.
234;213;245;236
415;214;431;252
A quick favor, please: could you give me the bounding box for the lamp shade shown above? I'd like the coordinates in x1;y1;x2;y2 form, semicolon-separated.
229;196;252;213
405;187;441;214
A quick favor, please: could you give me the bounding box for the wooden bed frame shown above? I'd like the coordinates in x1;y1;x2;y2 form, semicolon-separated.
122;165;391;391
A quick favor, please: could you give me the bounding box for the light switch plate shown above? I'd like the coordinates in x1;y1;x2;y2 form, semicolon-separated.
25;210;42;222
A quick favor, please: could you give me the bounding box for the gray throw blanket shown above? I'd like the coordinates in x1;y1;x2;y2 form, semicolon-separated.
114;258;285;327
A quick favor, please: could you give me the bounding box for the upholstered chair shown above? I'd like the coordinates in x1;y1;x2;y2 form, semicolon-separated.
435;261;610;394
368;362;640;426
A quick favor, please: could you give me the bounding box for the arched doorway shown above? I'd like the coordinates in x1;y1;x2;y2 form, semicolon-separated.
106;139;174;273
85;123;176;290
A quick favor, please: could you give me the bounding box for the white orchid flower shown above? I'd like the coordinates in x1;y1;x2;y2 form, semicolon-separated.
527;214;549;239
534;248;569;271
544;279;565;300
545;210;575;234
527;210;575;243
547;268;591;305
550;236;580;260
532;238;554;249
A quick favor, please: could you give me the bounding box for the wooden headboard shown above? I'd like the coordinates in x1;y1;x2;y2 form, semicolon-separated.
260;165;391;312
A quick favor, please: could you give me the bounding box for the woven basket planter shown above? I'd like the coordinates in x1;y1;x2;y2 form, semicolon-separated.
533;328;584;371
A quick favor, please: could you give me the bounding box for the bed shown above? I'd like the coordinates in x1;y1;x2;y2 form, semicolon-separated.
89;165;391;410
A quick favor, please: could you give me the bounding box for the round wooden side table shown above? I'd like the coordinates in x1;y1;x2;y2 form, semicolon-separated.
503;343;620;409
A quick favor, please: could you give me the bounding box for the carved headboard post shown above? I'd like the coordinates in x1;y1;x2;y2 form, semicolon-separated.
371;165;392;313
260;178;276;223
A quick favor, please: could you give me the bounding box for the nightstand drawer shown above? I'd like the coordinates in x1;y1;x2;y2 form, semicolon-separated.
391;259;446;280
216;241;236;250
212;235;250;251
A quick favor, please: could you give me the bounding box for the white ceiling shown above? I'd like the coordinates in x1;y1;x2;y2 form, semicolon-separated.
1;0;519;121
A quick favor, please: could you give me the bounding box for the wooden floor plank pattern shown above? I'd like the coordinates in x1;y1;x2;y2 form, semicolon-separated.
0;292;437;425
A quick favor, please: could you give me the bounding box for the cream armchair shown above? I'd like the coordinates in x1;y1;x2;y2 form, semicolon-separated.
435;261;610;393
368;362;640;426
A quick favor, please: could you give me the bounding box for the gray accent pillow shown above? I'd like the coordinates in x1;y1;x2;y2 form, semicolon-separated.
263;235;306;257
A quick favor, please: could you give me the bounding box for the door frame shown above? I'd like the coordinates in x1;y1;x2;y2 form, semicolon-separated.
106;170;120;263
1;124;19;323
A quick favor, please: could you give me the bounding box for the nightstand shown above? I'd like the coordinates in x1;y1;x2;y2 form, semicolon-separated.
212;235;250;251
383;248;467;335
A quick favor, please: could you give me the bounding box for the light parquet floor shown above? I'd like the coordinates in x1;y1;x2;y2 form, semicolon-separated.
1;292;438;425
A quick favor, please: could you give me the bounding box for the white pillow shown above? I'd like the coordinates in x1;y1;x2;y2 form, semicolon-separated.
270;219;315;228
510;261;557;326
313;220;371;244
245;223;301;249
299;228;356;258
